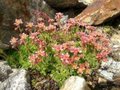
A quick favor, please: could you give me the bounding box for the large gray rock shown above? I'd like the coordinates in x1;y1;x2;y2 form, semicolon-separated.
60;76;91;90
0;69;31;90
0;61;31;90
75;0;120;25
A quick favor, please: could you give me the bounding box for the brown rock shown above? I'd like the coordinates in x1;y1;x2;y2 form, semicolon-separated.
75;0;120;25
0;0;30;46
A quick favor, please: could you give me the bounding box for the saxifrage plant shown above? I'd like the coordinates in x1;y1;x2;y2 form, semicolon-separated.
7;12;111;86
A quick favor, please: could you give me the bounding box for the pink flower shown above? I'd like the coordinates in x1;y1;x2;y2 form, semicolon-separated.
79;32;89;45
29;53;42;64
67;18;76;25
96;51;109;61
71;64;78;69
10;37;18;48
29;32;39;40
55;12;63;21
53;45;63;52
26;22;34;28
48;19;54;23
71;55;80;61
77;63;86;74
36;22;45;30
46;24;56;32
35;39;45;48
37;50;46;57
19;33;28;44
14;19;23;26
34;38;45;49
59;53;70;64
69;47;81;55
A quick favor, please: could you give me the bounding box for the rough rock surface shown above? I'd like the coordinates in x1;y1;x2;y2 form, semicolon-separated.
99;58;120;81
110;31;120;61
0;61;31;90
78;0;95;5
29;0;56;19
0;61;12;81
0;0;30;48
60;76;91;90
44;0;94;9
75;0;120;25
0;42;9;49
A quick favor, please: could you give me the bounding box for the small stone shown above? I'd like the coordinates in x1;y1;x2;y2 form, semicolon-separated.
60;76;91;90
98;77;107;83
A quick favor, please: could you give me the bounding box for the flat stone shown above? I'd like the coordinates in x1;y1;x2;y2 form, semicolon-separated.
75;0;120;25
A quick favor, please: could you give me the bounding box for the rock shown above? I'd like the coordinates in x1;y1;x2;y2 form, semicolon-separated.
44;0;95;9
98;77;107;83
29;0;56;19
0;61;31;90
78;0;95;5
98;70;114;81
0;0;30;47
110;31;120;61
0;61;12;81
0;41;9;49
75;0;120;25
99;58;120;81
60;76;91;90
0;69;31;90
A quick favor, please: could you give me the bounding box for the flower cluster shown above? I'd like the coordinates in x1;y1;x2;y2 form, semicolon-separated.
10;12;111;75
53;41;91;74
53;42;82;64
